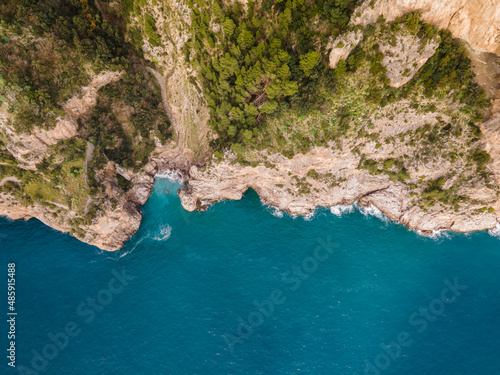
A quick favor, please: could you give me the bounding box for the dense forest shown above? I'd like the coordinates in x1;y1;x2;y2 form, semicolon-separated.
188;0;359;150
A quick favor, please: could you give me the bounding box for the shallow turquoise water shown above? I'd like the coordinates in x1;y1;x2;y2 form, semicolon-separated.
1;177;500;375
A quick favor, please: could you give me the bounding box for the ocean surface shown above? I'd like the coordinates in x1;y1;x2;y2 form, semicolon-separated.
1;176;500;375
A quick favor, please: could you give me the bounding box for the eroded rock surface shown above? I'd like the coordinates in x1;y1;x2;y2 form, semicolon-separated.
328;30;363;69
179;147;499;234
351;0;500;55
379;32;439;88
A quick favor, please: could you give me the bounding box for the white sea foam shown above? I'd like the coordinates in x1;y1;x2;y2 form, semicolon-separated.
413;228;450;239
153;224;172;241
355;202;388;221
269;205;284;218
112;237;144;259
155;169;184;182
260;199;284;218
488;223;500;239
200;200;213;210
303;208;317;221
330;204;355;217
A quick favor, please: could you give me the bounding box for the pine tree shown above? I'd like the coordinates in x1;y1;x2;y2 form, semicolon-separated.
237;29;255;51
299;50;321;76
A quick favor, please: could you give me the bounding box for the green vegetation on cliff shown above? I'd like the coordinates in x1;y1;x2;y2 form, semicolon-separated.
0;0;130;131
187;0;359;149
185;2;489;167
0;0;496;237
0;0;172;237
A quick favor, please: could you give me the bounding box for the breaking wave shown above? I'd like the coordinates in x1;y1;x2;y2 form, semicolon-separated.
155;169;184;182
488;223;500;239
330;204;355;217
355;202;389;222
304;208;317;221
153;224;172;241
260;200;284;218
412;228;451;240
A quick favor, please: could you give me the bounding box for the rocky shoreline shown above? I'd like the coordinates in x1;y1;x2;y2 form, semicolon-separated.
1;0;499;251
0;145;192;251
178;146;500;237
2;140;499;251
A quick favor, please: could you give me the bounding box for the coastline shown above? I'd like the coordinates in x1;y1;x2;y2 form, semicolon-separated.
1;0;499;251
178;147;500;237
2;143;500;251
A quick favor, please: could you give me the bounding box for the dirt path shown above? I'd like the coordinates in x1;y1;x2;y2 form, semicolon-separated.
44;200;69;210
83;141;95;214
145;67;182;147
84;141;95;186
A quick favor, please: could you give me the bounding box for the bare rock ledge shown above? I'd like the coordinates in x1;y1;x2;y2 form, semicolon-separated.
179;150;499;235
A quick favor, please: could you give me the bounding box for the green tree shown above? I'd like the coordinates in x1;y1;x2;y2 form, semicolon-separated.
281;80;298;96
231;143;245;153
335;59;347;78
237;29;255;50
213;2;224;20
278;7;292;31
299;50;321;76
242;129;253;143
231;107;244;121
260;100;278;114
223;18;236;37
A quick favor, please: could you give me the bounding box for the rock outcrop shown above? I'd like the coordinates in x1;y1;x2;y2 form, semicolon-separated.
328;30;363;69
0;142;191;251
379;32;439;88
351;0;500;56
83;146;192;250
481;116;500;185
133;0;212;162
179;147;499;234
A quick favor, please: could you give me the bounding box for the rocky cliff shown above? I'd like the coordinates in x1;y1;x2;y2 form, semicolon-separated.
179;138;499;235
81;146;191;251
1;0;500;251
0;71;123;168
351;0;500;56
177;0;500;237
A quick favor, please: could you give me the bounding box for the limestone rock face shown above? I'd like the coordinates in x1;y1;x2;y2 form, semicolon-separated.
379;32;439;88
351;0;500;55
179;148;498;234
84;179;147;251
137;0;212;162
328;30;363;69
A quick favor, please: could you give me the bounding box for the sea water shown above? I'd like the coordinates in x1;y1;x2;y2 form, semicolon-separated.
1;176;499;375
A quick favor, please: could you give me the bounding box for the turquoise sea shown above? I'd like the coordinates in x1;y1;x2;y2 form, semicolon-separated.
1;176;500;375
